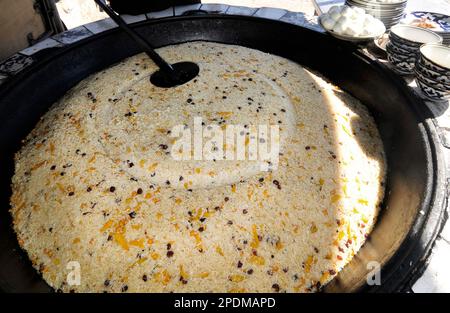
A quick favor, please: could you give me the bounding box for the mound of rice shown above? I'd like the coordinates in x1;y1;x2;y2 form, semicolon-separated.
10;42;386;292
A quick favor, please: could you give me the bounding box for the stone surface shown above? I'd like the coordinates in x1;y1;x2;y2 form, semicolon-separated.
253;7;288;20
280;11;308;27
203;0;315;15
122;14;147;24
226;5;258;16
84;18;117;34
52;25;93;45
199;3;230;14
20;38;62;56
303;15;325;32
412;238;450;292
174;3;202;16
0;53;33;76
145;7;174;19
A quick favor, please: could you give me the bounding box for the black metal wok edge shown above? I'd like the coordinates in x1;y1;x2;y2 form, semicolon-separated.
0;15;448;293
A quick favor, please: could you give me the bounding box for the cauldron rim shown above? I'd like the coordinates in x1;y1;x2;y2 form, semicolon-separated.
0;14;447;292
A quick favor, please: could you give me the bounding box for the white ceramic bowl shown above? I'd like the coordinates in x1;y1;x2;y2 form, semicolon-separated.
319;15;386;43
390;25;443;47
414;43;450;100
386;26;442;74
420;43;450;71
416;54;450;85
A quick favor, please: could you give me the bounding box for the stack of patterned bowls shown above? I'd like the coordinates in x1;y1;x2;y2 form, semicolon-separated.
415;43;450;101
386;25;442;74
346;0;407;29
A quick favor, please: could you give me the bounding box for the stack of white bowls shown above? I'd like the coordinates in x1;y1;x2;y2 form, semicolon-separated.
415;43;450;101
346;0;407;29
386;25;442;75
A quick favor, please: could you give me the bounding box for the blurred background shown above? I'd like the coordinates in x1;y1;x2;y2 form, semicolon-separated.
55;0;315;28
1;0;448;61
0;0;315;61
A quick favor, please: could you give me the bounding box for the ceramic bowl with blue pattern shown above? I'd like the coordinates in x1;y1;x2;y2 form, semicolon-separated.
386;49;416;74
389;25;442;48
414;43;450;101
387;25;442;75
419;43;450;75
415;77;450;101
386;41;416;56
416;57;450;85
414;67;450;91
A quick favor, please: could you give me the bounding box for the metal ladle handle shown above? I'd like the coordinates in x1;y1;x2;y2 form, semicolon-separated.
93;0;176;78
